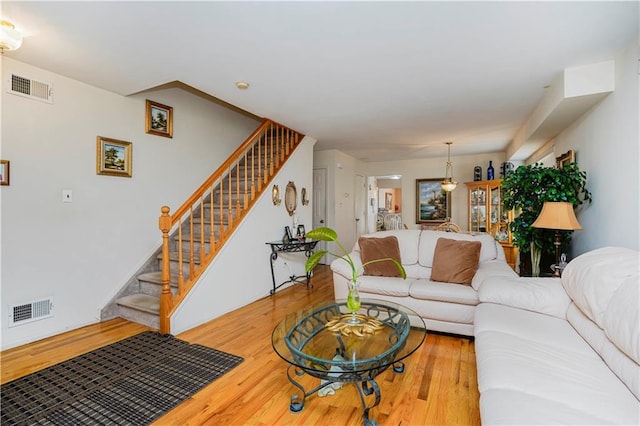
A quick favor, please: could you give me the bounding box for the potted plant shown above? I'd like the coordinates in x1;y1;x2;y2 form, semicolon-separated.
304;227;406;319
501;162;592;276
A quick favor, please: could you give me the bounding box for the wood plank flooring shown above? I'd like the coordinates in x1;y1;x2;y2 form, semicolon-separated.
1;265;480;425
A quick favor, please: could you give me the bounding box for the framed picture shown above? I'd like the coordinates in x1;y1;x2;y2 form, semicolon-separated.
415;178;451;224
145;99;173;138
297;224;306;238
556;149;575;168
96;136;132;177
0;160;9;186
385;193;392;210
284;226;294;241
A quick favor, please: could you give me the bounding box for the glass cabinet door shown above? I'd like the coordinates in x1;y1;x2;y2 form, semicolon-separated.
470;187;487;232
489;184;502;226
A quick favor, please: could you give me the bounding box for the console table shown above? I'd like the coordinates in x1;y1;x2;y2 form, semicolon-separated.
266;239;318;294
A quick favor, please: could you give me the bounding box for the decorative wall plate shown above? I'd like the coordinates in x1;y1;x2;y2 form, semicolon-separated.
272;185;281;206
285;181;297;216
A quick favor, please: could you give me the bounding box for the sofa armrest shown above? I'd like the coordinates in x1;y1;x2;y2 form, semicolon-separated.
478;276;571;319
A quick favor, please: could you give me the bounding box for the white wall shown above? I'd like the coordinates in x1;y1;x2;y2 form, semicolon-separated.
364;153;506;230
314;147;507;250
313;149;369;252
0;58;260;349
553;40;639;254
172;137;316;333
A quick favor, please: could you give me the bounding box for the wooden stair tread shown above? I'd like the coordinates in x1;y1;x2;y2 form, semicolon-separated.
137;271;179;287
117;294;159;314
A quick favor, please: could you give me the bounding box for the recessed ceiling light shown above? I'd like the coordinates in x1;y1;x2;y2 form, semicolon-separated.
235;81;249;90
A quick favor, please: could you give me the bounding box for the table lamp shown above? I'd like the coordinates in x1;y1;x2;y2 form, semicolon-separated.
531;202;582;277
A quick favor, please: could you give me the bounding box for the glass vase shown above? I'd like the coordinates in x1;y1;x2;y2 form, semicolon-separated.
346;281;361;324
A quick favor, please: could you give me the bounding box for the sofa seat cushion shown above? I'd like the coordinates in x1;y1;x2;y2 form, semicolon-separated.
475;303;640;425
480;389;623;425
410;280;478;306
356;275;413;297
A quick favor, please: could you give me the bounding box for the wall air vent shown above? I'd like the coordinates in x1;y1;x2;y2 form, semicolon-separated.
8;73;53;104
8;297;54;327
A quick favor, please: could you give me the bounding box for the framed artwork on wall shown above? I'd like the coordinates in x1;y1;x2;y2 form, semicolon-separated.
145;99;173;138
96;136;132;178
0;160;10;186
556;149;575;168
415;178;451;224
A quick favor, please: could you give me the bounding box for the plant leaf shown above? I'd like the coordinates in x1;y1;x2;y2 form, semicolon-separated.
305;250;327;272
361;257;407;279
305;227;337;242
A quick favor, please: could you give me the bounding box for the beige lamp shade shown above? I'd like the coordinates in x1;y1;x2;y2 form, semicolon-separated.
532;202;582;230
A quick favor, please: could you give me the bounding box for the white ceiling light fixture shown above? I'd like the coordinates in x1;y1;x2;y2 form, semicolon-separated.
441;142;457;192
235;81;249;90
0;20;23;53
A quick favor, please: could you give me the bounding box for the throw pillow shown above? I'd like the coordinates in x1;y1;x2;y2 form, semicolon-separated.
431;237;481;285
359;236;402;277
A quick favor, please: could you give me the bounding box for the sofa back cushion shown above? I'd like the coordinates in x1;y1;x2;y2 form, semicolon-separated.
418;230;499;268
359;236;402;277
430;237;481;285
562;247;639;333
355;230;421;266
562;246;640;398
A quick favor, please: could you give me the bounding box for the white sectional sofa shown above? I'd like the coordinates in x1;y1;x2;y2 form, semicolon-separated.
330;229;517;336
475;246;640;424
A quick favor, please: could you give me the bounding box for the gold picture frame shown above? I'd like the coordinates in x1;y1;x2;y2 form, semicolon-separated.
145;99;173;138
96;136;132;177
0;160;10;186
556;149;575;168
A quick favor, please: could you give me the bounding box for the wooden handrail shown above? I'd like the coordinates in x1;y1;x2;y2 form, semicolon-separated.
158;119;304;334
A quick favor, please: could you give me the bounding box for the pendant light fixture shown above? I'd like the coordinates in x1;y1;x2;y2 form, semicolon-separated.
0;20;23;53
441;142;457;192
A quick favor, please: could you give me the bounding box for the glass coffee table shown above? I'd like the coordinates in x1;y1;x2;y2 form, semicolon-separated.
272;299;426;426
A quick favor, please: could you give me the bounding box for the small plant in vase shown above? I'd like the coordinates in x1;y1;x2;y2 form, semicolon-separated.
305;227;406;323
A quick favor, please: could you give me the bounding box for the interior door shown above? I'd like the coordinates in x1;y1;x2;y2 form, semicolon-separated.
312;168;328;264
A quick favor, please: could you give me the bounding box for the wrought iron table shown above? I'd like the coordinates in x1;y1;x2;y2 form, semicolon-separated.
272;299;426;426
266;239;318;294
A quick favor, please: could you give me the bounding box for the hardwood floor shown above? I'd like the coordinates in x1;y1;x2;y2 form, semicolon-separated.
1;265;480;425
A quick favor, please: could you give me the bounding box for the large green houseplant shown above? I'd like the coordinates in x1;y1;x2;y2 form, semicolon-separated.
501;162;592;276
304;227;406;314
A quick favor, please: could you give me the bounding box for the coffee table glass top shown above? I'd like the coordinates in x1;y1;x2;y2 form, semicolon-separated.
272;299;426;375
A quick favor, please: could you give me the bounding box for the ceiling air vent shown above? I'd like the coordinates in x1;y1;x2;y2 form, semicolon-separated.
8;73;53;104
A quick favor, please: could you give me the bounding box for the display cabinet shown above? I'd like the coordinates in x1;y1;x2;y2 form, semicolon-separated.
465;179;518;271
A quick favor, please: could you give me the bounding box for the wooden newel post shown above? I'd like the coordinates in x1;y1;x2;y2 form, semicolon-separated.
159;206;172;335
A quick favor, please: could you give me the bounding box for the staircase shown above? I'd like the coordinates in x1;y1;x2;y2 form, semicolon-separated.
103;120;304;331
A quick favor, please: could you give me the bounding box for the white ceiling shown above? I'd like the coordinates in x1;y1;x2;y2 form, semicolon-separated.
3;1;638;162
